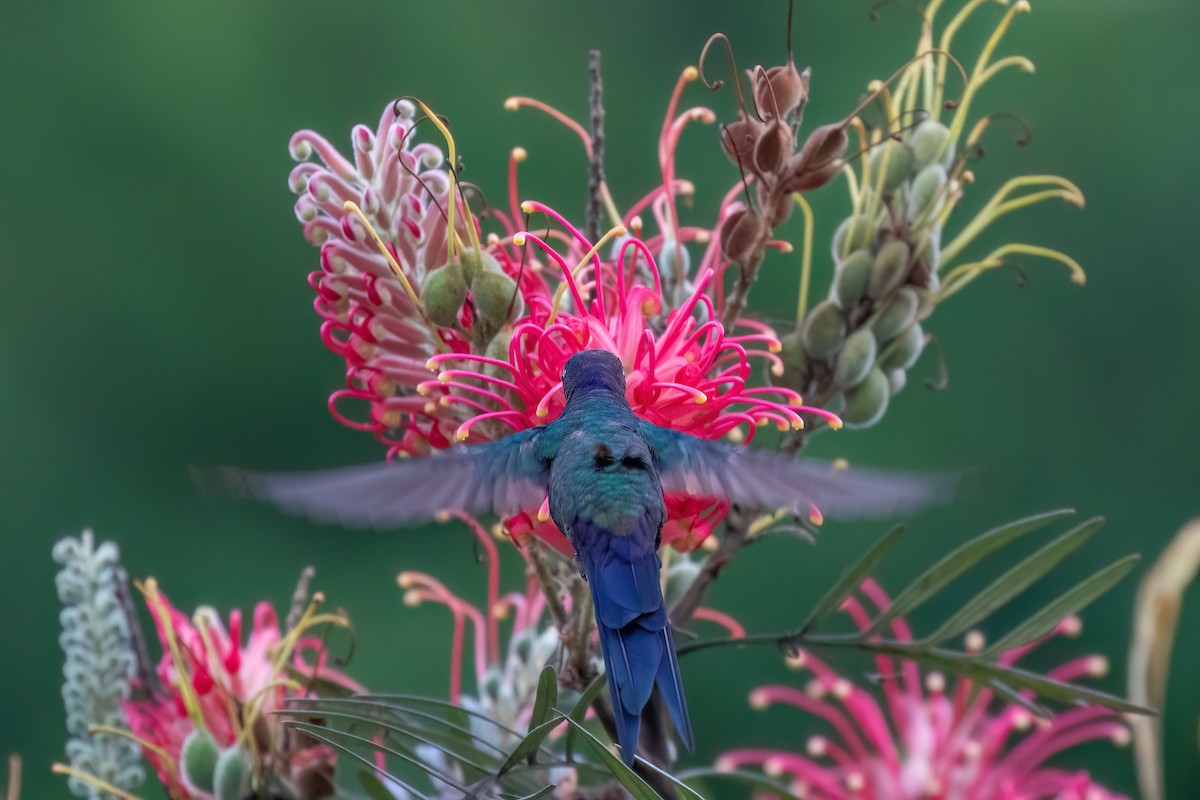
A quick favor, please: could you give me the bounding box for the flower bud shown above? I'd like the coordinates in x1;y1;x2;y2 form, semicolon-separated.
867;240;912;300
214;746;251;800
879;323;924;371
182;728;220;794
784;123;848;192
909;119;954;169
830;249;872;309
872;287;919;341
472;269;523;329
887;367;908;394
832;214;875;258
773;330;811;392
914;276;939;321
721;118;763;166
754;119;794;174
665;558;703;607
868;139;915;194
658;238;691;278
754;63;809;118
841;367;889;429
802;300;847;359
459;247;502;285
909;164;948;220
719;207;766;265
834;328;877;388
421;261;468;327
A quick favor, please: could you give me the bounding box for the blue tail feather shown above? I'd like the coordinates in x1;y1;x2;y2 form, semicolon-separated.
572;517;693;765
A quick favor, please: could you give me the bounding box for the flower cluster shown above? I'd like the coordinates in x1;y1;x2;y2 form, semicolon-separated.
718;580;1128;799
121;579;360;800
777;0;1085;429
289;70;839;552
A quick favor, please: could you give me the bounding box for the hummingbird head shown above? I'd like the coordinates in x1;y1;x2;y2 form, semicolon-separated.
562;349;626;401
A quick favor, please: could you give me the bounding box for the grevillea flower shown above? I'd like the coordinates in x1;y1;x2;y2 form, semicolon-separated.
716;580;1128;799
122;579;361;800
395;512;578;799
290;70;841;552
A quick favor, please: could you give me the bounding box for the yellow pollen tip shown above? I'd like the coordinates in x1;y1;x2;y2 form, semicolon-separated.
763;758;785;777
678;181;696;196
513;232;527;246
827;417;844;431
694;393;707;404
1111;727;1131;747
768;341;782;353
786;652;806;669
694;230;711;244
520;201;536;215
702;536;719;552
491;602;510;620
1015;0;1031;11
312;591;325;603
714;757;736;773
341;200;356;212
778;242;794;254
791;419;805;430
535;407;549;418
425;402;438;414
486;232;500;246
1089;656;1110;677
806;736;827;757
402;592;422;608
771;364;785;377
536;508;551;523
503;97;521;111
965;630;986;653
748;690;769;710
833;458;849;470
433;510;450;523
630;215;644;232
511;146;527;162
426;358;439;371
809;511;824;526
396;572;416;588
776;423;788;432
455;426;471;441
846;774;865;792
682;66;699;81
438;372;452;383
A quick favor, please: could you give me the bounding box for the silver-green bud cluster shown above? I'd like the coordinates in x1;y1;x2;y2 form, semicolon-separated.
420;248;523;350
795;121;950;429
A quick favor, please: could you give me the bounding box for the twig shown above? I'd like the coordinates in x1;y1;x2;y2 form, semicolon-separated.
670;505;753;627
286;566;317;632
586;49;606;245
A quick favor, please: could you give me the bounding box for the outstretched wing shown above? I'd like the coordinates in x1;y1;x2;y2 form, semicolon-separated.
637;421;953;519
226;428;550;529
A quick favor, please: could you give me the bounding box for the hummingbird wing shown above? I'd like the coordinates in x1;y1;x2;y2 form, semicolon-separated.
224;428;550;528
637;421;954;519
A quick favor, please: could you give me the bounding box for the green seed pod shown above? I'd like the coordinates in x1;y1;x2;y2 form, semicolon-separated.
841;367;889;429
214;746;251;800
909;119;954;169
914;270;940;321
867;240;912;300
908;164;948;220
872;287;919;341
879;323;925;371
664;558;702;608
658;238;691;279
773;330;811;392
802;300;847;359
421;262;468;327
182;728;220;794
832;214;875;258
887;368;908;394
472;270;524;329
459;247;502;285
868;139;914;194
830;249;872;309
834;328;877;388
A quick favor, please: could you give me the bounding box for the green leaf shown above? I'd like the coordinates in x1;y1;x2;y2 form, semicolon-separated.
498;716;563;776
798;523;905;634
986;554;1141;656
287;723;434;800
564;674;608;761
528;666;558;731
631;756;706;800
358;769;399;800
866;509;1076;636
677;768;805;800
562;718;664;800
926;516;1103;644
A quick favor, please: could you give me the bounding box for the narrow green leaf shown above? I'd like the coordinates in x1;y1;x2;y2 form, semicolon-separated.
498;716;563;776
798;523;905;633
822;639;1153;714
986;554;1140;656
358;770;399;800
562;719;663;800
927;516;1104;644
866;509;1076;636
632;756;706;800
564;674;608;761
286;723;435;800
677;768;804;800
529;666;558;731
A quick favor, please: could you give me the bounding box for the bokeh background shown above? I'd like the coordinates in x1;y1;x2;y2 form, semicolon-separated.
3;1;1198;796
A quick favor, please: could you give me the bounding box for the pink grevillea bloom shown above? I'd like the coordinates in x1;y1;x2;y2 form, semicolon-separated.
716;580;1128;800
396;513;578;799
122;580;362;800
290;72;839;552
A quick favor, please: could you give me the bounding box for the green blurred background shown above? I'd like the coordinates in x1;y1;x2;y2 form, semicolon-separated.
3;1;1198;796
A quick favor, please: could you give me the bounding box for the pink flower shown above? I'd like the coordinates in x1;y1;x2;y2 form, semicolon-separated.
290;72;840;553
122;580;361;800
717;580;1128;799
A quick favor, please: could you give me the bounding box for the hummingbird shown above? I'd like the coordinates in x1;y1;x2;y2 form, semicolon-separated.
239;349;950;764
